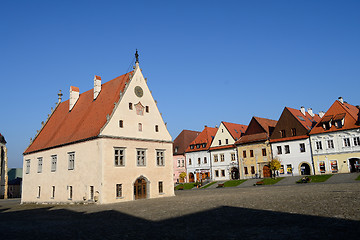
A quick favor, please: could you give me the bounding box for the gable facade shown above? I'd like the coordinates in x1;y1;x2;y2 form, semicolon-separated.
309;98;360;174
22;60;174;204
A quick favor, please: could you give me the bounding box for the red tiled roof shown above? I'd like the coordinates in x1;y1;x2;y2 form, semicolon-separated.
286;107;321;130
173;130;200;155
235;132;268;144
253;117;277;134
270;135;308;143
310;100;360;135
185;126;217;153
24;72;132;154
222;121;247;140
209;144;236;151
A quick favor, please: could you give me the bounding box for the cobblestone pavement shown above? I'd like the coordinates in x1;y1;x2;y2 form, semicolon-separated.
1;182;360;239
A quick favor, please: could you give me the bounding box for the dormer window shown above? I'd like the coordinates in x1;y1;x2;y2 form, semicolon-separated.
202;143;206;148
190;145;194;149
320;115;333;130
333;113;345;129
196;144;200;149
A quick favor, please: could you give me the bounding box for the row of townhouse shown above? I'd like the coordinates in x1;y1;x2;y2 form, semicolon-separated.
173;97;360;183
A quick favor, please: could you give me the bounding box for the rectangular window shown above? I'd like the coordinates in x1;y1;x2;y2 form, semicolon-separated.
158;181;163;194
189;158;192;165
277;146;282;155
68;152;75;170
319;161;326;173
129;102;133;110
221;170;225;177
182;159;185;167
116;184;122;198
68;186;73;200
280;130;286;138
225;139;229;144
287;164;292;174
251;166;255;174
327;140;334;149
114;148;125;166
204;157;207;164
177;160;181;167
243;150;247;158
244;167;248;175
90;186;94;200
37;157;43;173
198;158;201;164
330;160;338;173
156;150;165;166
279;165;284;174
51;155;57;172
285;145;290;154
262;148;267;156
250;150;254;157
218;140;222;145
291;128;296;136
215;170;219;177
26;159;31;174
220;154;225;162
119;120;123;128
51;186;55;199
138;123;142;132
354;137;360;146
146;106;149;113
316;141;322;150
214;155;218;162
37;186;41;198
299;143;306;153
155;125;159;132
344;138;351;147
231;153;236;161
137;149;146;166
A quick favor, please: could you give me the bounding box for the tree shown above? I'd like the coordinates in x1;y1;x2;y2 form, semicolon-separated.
179;172;187;183
269;158;281;179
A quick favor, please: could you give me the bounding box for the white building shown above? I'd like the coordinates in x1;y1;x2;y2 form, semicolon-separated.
270;107;320;176
185;126;217;182
22;53;174;204
209;122;247;181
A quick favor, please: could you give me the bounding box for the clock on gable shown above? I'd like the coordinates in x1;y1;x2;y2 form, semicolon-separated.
134;86;143;97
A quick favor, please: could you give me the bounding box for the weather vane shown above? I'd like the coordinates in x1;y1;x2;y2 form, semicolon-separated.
135;49;139;63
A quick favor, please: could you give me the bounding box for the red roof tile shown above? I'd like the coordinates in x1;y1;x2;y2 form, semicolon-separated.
235;132;268;144
222;121;247;140
185;126;217;153
173;130;200;155
24;72;132;154
286;107;321;130
270;135;308;143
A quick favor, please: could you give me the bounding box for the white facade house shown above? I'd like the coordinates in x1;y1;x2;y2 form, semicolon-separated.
22;55;174;204
210;122;247;181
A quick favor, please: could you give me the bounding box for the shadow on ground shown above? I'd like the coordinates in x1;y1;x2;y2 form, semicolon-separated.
0;205;359;240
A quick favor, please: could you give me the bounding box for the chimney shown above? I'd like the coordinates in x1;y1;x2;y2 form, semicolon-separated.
300;106;306;116
307;108;314;117
338;97;344;104
319;111;325;118
69;86;79;111
94;75;101;99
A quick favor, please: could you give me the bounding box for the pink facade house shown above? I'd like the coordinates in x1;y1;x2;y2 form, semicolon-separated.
173;130;200;183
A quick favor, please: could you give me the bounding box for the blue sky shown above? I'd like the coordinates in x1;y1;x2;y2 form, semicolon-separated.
1;0;359;168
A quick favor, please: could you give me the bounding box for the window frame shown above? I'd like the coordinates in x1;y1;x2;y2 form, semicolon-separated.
277;146;282;155
116;184;123;198
68;152;75;170
136;149;146;166
284;145;290;154
158;181;163;194
299;143;306;153
114;147;125;167
156;150;165;166
25;159;30;174
37;157;43;173
51;155;57;172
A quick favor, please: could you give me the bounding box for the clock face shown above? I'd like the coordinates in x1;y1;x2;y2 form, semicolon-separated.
134;86;143;97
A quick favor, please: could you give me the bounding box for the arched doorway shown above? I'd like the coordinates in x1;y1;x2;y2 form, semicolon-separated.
231;167;239;180
349;158;360;173
134;177;148;200
300;163;311;175
189;172;195;183
263;165;271;178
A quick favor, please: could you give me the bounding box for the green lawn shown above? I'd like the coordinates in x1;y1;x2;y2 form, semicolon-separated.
258;177;284;185
356;175;360;181
308;174;332;182
223;180;247;187
201;181;217;189
175;183;197;190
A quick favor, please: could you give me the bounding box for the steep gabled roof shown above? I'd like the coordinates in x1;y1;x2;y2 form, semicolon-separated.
185;126;217;153
222;121;247;141
253;117;278;135
286;107;321;131
173;130;200;155
310;100;360;135
24;72;132;154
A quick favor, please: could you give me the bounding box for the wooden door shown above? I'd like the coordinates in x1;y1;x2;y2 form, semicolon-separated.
189;173;195;182
263;165;271;178
134;178;147;200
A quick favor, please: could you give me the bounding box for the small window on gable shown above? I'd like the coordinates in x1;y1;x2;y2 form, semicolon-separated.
138;123;142;132
129;103;133;110
155;125;159;132
146;106;149;113
280;130;286;138
219;140;221;145
291;128;296;137
119;120;123;128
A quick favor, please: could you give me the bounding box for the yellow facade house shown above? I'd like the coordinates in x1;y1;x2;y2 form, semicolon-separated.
235;117;277;179
22;52;174;204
